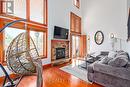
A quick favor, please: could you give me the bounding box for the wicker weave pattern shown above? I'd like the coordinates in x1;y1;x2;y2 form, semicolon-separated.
6;33;39;75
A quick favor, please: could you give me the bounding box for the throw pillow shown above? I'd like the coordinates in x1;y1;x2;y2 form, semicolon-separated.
108;51;117;58
91;51;101;57
116;51;129;57
116;51;130;60
100;56;113;64
108;55;128;67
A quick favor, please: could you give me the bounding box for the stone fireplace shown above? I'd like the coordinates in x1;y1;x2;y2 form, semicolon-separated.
51;40;69;62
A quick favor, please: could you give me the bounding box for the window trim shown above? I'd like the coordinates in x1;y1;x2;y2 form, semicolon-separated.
30;28;47;58
70;12;81;34
0;19;48;65
0;0;48;65
1;0;48;26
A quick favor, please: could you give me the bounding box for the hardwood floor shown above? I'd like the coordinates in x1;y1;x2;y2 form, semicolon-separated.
17;63;103;87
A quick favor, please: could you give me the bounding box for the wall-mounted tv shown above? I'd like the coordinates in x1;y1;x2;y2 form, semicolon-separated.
54;26;69;39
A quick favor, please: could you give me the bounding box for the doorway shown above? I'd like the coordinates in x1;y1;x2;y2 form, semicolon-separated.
70;12;87;66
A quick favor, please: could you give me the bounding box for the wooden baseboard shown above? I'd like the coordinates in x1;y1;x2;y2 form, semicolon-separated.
43;63;52;69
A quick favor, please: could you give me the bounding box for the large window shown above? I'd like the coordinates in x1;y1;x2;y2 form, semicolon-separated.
1;26;47;64
1;0;47;25
0;0;48;65
1;0;26;18
70;12;81;34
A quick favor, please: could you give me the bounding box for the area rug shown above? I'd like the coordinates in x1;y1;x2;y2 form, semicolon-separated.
60;64;89;82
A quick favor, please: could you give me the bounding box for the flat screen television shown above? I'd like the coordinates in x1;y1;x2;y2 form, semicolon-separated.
54;26;69;39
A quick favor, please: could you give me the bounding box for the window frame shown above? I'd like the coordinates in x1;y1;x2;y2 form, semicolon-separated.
0;0;48;26
0;19;48;65
0;0;48;65
30;28;47;58
70;12;81;34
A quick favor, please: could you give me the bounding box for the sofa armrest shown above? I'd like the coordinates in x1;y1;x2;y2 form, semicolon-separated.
86;57;95;63
93;61;130;80
87;61;99;73
87;63;94;73
86;56;101;63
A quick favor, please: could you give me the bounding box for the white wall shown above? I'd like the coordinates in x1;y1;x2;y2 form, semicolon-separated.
0;0;82;77
42;0;82;65
128;0;130;8
81;0;128;53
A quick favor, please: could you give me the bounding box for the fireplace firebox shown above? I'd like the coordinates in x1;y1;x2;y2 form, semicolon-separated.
56;48;65;60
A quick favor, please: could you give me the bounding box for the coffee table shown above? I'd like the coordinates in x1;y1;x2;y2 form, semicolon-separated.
77;57;92;69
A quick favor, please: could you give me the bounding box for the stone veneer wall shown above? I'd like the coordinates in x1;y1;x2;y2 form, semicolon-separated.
51;40;69;61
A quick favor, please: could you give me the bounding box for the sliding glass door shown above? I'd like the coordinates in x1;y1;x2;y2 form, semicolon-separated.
72;35;80;58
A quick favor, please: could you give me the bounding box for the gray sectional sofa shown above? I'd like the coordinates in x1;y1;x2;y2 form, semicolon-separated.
87;51;130;87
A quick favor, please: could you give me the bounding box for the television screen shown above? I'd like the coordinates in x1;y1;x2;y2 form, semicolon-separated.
54;26;69;39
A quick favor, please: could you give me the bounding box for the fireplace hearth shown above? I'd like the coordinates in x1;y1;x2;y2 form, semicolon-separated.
56;48;65;60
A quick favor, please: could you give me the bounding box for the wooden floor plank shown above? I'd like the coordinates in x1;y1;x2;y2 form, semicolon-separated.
17;64;103;87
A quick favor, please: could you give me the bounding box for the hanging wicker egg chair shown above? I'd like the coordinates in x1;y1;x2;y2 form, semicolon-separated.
0;19;43;87
6;32;40;75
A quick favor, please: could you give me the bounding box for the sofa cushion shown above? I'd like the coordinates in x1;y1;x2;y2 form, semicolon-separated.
93;62;130;81
99;56;113;64
116;51;128;56
116;51;130;60
108;55;128;67
108;51;117;58
100;51;109;56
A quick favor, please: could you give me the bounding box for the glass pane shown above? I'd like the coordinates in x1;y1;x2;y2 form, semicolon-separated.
4;27;25;61
1;0;26;18
13;0;26;18
75;36;80;56
72;36;80;58
72;36;76;58
30;31;44;56
30;0;44;23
